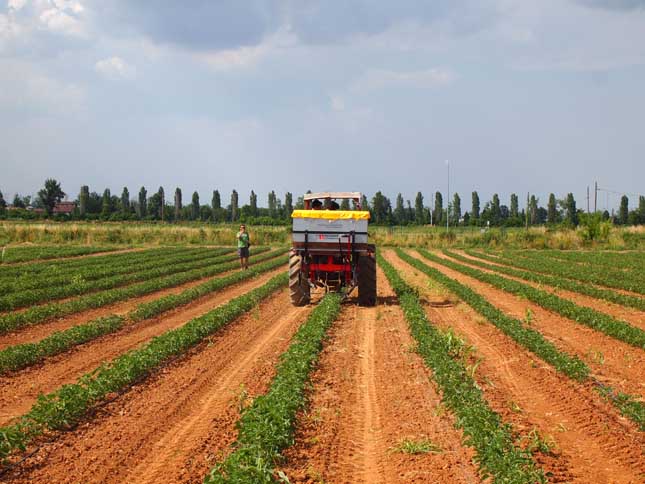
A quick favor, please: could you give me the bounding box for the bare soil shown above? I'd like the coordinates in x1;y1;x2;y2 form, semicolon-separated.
278;267;483;484
1;288;310;484
0;267;284;426
384;249;645;484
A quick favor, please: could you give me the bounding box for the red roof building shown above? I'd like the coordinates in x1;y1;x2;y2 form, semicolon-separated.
53;201;76;215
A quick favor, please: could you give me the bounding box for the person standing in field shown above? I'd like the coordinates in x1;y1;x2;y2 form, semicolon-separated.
236;224;250;270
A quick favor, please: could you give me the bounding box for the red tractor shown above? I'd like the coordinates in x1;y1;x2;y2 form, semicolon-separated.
289;192;376;306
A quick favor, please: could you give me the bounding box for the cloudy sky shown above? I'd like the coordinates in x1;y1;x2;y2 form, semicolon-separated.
1;0;644;210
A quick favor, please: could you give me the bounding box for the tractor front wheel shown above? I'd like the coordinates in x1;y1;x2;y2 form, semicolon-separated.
358;254;377;306
289;251;310;306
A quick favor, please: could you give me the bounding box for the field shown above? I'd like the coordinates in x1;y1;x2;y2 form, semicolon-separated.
0;240;643;483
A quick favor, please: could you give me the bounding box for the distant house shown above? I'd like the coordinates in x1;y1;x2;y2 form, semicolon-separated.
53;201;76;215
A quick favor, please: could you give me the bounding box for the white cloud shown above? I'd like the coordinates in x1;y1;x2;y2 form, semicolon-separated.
8;0;28;11
330;95;345;111
94;56;136;80
351;67;456;92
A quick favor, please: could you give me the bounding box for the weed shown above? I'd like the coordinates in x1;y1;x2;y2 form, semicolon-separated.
391;438;443;455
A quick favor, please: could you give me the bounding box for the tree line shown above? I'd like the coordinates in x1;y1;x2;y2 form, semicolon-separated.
1;180;644;227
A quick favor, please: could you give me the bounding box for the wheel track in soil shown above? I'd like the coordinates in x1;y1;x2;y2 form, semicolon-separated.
2;288;311;484
451;250;645;331
0;266;284;426
279;267;482;484
384;249;645;484
410;250;645;400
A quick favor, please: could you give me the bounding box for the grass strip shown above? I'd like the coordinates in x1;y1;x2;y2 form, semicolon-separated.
206;293;342;483
0;246;122;264
491;250;645;295
0;248;243;310
456;250;645;312
0;248;273;334
379;253;545;483
0;247;224;293
402;250;645;430
536;250;645;273
0;272;288;461
0;254;286;374
421;250;645;350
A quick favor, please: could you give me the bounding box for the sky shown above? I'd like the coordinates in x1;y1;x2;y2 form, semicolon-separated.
1;0;644;212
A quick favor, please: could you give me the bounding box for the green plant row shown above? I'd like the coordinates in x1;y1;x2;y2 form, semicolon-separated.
421;250;645;350
534;250;645;273
456;250;645;312
1;247;232;294
399;250;645;431
379;253;545;483
0;272;288;461
0;248;256;311
0;248;275;335
400;250;589;381
0;254;286;374
0;245;122;264
206;293;342;483
0;246;184;280
492;249;645;295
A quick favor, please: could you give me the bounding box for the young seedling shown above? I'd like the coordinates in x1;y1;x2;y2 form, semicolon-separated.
391;438;443;455
524;308;533;326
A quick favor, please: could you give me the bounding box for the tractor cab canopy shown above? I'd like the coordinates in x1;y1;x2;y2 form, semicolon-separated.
303;192;362;210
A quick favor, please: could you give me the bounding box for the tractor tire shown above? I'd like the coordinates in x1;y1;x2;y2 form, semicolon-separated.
289;251;310;306
358;254;377;306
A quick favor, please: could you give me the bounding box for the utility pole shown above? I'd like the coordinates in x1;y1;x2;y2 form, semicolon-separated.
446;160;450;233
594;181;598;213
586;186;590;213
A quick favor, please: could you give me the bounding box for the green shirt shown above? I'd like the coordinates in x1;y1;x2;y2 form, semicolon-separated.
237;231;250;248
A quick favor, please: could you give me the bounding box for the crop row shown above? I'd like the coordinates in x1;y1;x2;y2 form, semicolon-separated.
457;250;645;311
379;252;545;483
0;272;288;461
0;246;183;280
207;293;342;483
534;250;645;272
0;255;287;374
0;245;121;264
0;248;278;334
492;250;645;295
1;247;232;294
0;248;253;311
421;250;645;349
402;250;644;429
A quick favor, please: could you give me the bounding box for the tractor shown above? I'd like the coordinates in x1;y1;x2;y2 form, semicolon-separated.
289;192;376;306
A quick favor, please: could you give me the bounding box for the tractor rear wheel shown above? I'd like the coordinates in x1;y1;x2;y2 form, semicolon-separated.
289;251;310;306
358;254;377;306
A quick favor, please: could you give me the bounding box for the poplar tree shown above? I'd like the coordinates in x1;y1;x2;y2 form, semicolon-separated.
565;193;578;226
138;187;147;218
192;191;200;220
395;193;406;224
212;190;221;209
529;195;538;225
101;189;111;217
491;194;501;224
0;189;6;215
452;192;461;225
433;192;443;225
639;196;645;224
79;185;89;216
284;192;294;217
619;195;629;225
121;187;130;215
230;189;239;221
174;188;182;220
471;191;480;222
510;193;519;218
547;193;557;224
158;187;165;221
415;192;425;224
250;190;258;216
268;191;277;218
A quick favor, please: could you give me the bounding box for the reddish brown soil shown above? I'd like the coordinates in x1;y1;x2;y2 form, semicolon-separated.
384;250;645;484
0;256;272;349
2;289;310;484
278;267;483;484
406;250;645;401
453;250;645;331
0;267;284;426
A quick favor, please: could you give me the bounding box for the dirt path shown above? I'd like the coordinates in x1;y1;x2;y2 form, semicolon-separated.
452;250;645;331
405;250;645;400
279;267;482;484
384;250;645;484
0;267;284;426
2;288;310;484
